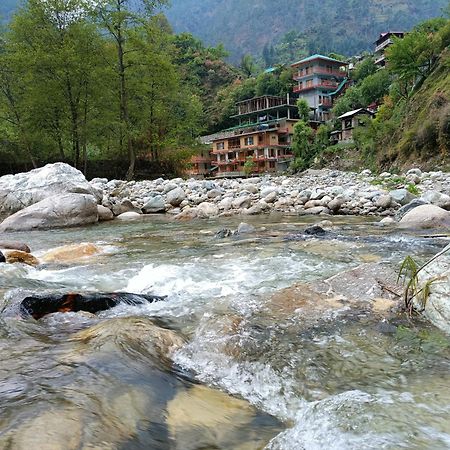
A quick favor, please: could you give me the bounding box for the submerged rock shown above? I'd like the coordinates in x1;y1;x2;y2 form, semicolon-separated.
0;193;98;232
166;384;281;450
41;243;102;263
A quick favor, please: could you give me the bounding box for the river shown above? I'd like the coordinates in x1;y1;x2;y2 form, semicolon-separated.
1;215;450;449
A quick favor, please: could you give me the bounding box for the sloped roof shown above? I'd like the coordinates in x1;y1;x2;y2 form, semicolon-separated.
291;54;349;67
338;108;374;119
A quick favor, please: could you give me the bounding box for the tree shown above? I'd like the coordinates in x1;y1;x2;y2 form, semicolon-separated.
240;54;257;77
353;57;377;82
243;156;255;177
93;0;168;180
297;98;310;122
292;120;314;170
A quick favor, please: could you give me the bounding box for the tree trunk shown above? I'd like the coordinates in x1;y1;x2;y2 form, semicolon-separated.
117;26;135;180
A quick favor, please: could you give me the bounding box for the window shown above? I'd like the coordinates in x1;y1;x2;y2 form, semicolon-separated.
244;137;254;146
216;142;224;150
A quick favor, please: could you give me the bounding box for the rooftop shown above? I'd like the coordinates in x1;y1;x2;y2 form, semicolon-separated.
338;108;375;120
291;54;349;67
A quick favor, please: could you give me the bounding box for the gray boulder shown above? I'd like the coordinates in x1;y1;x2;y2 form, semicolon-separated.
389;189;416;206
116;212;142;221
0;163;101;215
0;193;98;232
420;190;450;210
142;196;166;214
395;198;429;221
232;196;252;209
111;199;141;216
399;204;450;229
97;205;114;222
375;194;392;209
167;188;186;207
197;202;219;217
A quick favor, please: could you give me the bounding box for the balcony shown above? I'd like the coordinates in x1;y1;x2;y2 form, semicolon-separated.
293;68;348;81
191;156;211;164
293;81;339;93
375;38;393;53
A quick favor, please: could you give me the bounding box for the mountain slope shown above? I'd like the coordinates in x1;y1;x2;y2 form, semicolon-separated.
165;0;448;61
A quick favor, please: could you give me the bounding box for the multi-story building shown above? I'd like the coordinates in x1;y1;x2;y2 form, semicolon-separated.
374;32;405;67
189;95;298;178
291;54;350;122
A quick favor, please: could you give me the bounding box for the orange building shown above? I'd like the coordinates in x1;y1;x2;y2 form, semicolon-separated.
189;95;298;178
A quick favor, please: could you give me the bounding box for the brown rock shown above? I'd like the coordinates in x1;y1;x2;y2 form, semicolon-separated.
3;250;39;266
41;243;102;263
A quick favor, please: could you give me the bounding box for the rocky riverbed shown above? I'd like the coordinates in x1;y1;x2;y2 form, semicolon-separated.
3;163;450;231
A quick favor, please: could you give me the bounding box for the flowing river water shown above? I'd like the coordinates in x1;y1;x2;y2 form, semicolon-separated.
1;215;450;449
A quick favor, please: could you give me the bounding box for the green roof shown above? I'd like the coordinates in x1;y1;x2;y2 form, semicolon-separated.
291;54;349;67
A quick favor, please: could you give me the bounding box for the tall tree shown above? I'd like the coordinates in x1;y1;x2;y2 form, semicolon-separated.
93;0;168;180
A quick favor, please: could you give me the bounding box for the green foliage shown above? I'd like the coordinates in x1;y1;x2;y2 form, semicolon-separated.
243;156;256;177
164;0;448;63
352;57;377;82
292;120;314;170
0;0;217;176
296;99;310;122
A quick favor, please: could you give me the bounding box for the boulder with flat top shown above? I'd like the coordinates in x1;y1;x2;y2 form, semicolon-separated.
0;193;98;232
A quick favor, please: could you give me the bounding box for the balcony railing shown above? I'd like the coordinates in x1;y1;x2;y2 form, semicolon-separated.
375;38;393;53
293;68;347;80
293;81;339;93
191;156;211;164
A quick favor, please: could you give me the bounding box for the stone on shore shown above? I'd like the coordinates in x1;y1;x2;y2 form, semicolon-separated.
142;195;166;214
116;211;142;221
0;193;98;232
0;241;31;253
399;204;450;229
167;187;186;207
389;189;416;206
0;163;101;216
97;205;114;221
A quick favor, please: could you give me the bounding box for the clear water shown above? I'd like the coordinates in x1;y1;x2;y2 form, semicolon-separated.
0;214;450;449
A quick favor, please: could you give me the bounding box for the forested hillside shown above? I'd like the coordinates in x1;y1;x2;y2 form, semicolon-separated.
165;0;448;62
0;0;241;179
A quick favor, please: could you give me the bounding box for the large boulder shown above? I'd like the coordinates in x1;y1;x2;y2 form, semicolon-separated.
420;190;450;210
389;188;416;206
0;163;101;215
142;195;166;214
0;193;98;232
167;187;186;207
399;204;450;229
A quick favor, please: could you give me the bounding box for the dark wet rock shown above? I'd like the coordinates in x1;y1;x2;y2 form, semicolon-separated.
20;292;167;320
215;229;234;239
376;321;398;335
304;225;327;236
0;251;5;263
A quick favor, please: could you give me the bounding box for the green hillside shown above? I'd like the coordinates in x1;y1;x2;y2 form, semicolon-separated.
165;0;448;61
